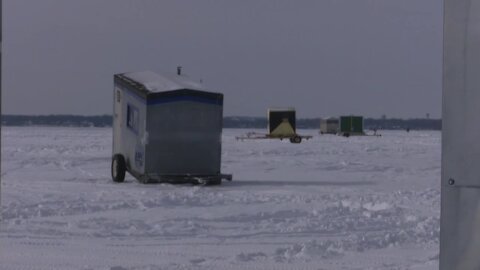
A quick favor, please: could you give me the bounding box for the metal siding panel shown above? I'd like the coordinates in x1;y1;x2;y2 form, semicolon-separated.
340;116;351;133
112;85;122;155
352;117;363;133
320;119;326;133
441;0;480;269
145;101;223;175
441;189;480;269
114;85;147;175
320;119;339;134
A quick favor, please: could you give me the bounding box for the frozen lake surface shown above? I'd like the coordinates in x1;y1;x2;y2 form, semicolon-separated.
1;127;440;270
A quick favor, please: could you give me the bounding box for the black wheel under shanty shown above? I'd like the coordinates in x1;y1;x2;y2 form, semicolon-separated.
290;136;302;144
111;154;126;183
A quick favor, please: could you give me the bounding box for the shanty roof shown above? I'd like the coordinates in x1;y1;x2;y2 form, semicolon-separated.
268;107;296;112
121;70;205;93
115;71;222;105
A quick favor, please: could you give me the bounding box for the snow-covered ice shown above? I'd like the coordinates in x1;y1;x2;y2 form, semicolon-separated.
1;127;440;270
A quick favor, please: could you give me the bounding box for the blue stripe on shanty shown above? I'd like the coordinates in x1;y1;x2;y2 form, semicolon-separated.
147;95;223;106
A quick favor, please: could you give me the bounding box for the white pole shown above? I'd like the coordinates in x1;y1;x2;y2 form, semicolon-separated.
0;0;3;221
441;0;480;269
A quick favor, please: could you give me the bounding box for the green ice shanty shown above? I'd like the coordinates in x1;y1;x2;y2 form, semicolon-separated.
339;116;365;136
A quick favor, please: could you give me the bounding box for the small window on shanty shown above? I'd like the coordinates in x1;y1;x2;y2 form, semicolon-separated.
127;104;139;133
116;90;121;102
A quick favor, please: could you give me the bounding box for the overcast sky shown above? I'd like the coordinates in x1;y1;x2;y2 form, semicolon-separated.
3;0;443;118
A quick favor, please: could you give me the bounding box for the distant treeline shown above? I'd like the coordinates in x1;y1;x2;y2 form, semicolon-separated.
2;115;441;130
2;115;113;127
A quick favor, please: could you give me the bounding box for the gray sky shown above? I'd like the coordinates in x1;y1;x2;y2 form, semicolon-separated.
3;0;443;118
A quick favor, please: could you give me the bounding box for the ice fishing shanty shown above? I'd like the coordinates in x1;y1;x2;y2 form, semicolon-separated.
338;115;365;137
319;117;339;134
111;70;232;185
236;108;312;143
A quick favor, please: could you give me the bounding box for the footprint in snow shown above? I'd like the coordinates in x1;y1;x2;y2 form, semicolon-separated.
190;258;207;265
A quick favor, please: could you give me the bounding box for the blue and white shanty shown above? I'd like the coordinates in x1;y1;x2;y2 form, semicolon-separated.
111;70;232;185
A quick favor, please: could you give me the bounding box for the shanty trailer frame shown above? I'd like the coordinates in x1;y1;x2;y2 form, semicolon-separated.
112;71;232;185
440;0;480;268
236;131;312;143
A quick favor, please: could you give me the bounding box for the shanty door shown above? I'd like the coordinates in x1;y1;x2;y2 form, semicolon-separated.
441;0;480;269
351;117;363;133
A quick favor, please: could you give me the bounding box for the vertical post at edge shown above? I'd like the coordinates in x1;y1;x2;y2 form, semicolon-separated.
441;0;480;269
1;0;3;222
